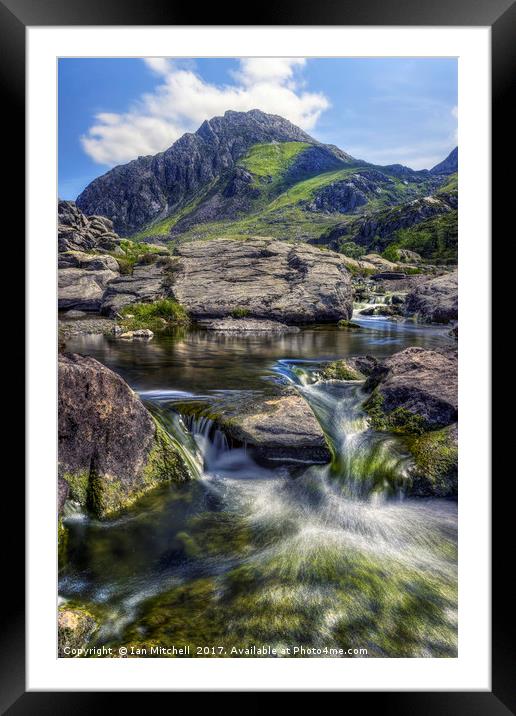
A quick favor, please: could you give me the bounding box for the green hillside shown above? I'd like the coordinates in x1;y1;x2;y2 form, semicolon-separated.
129;140;457;261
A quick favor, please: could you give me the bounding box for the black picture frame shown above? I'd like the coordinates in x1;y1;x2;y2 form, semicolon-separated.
4;0;510;709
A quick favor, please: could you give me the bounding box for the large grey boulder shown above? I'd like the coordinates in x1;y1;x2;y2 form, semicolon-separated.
172;238;353;323
180;387;331;464
59;353;190;517
58;267;119;311
404;270;458;324
365;347;458;430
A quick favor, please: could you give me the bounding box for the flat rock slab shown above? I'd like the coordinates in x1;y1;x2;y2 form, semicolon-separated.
404;270;458;324
227;393;330;463
198;318;300;332
172;238;353;324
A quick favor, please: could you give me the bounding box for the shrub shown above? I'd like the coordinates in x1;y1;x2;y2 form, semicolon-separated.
119;299;189;332
339;241;366;259
231;307;250;318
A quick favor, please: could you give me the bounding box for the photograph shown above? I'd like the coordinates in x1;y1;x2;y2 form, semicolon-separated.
56;56;460;660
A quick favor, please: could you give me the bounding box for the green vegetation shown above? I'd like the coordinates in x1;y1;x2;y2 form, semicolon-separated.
320;360;364;381
363;391;428;435
337;319;362;330
119;299;189;333
238;141;311;179
339;241;366;259
112;239;167;274
406;426;458;496
381;211;458;264
230;307;250;318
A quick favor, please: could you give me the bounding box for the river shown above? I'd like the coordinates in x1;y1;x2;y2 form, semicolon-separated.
59;316;458;658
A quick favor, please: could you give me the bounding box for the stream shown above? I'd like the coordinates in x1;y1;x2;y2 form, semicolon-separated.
59;316;458;657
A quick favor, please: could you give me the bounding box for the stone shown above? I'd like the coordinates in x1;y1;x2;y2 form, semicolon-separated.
404;270;458;324
133;329;154;339
214;390;331;464
64;309;87;318
172;238;353;324
58;607;97;657
100;262;169;315
58;268;119;312
365;347;458;430
58;353;190;517
198;318;300;332
58;200;121;253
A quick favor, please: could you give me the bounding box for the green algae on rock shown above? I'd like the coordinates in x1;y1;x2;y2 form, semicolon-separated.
59;353;191;518
58;606;98;657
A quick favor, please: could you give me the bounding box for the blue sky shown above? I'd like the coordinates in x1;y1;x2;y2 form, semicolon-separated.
58;57;457;199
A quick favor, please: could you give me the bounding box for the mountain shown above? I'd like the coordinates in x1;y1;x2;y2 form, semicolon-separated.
430;147;458;175
77;109;352;237
76;110;458;262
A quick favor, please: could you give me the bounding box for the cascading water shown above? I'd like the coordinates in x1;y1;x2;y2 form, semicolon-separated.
273;360;410;498
59;324;457;658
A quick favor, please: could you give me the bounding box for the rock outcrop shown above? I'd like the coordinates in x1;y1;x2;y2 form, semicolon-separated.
172;238;353;323
404;270;458;324
364;347;458;430
58;266;119;312
324;195;454;250
58;200;121;253
58;353;190;517
100;260;172;315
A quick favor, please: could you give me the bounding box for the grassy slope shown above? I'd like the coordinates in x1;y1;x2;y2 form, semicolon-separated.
127;142;456;256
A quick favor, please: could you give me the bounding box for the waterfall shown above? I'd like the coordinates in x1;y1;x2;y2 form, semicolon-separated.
273;360;410;498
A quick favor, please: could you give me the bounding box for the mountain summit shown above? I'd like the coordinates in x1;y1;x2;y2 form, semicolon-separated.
76;110;457;262
77;109;353;236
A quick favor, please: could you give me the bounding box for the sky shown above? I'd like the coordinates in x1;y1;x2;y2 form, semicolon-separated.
58;57;457;200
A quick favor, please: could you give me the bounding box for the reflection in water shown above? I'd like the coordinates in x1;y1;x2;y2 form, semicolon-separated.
60;319;457;657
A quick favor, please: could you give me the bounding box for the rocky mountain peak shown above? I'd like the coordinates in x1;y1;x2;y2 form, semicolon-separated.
76;110;328;235
430;147;458;175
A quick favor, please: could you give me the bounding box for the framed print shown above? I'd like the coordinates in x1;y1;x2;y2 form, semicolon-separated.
3;0;511;708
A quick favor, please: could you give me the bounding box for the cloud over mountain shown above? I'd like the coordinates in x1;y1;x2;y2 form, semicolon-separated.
81;58;329;166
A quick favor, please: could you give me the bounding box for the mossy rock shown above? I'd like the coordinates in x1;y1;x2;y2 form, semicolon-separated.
363;390;428;435
405;425;458;496
58;606;98;657
320;359;364;381
59;353;192;519
337;319;362;330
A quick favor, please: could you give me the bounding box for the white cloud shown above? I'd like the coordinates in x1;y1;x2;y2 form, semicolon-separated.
81;58;329;166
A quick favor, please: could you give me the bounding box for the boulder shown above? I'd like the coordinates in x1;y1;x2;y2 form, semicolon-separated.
364;347;457;430
406;423;458;497
404;270;458;324
58;353;190;517
179;388;331;464
58;607;97;657
100;262;169;315
58;267;119;312
218;391;331;464
172;238;353;323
